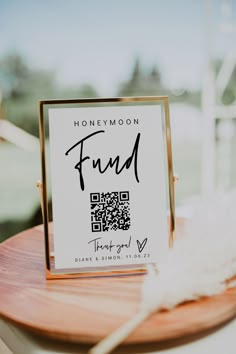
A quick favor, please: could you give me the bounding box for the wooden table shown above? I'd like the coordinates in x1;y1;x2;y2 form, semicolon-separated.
1;220;236;354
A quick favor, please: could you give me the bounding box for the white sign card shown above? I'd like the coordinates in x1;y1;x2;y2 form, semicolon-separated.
39;98;174;277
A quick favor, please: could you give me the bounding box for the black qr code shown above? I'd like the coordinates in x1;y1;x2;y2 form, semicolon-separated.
90;191;130;232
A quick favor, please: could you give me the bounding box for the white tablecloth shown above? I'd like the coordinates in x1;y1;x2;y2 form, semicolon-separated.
1;317;236;354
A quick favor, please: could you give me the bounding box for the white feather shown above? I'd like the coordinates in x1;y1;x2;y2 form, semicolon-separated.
141;191;236;313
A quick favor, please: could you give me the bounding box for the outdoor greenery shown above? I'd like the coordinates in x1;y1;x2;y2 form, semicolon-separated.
118;58;201;106
0;53;201;138
0;53;98;137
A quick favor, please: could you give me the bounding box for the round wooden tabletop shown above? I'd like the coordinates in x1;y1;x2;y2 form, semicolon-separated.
0;220;236;345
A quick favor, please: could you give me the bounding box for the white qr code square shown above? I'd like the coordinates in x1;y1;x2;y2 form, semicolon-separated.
90;191;130;232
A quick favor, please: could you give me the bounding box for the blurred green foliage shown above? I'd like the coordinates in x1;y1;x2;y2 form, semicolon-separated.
117;58;201;106
0;54;202;139
0;53;98;137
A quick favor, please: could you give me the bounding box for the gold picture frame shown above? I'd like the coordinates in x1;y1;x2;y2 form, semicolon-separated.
38;96;175;279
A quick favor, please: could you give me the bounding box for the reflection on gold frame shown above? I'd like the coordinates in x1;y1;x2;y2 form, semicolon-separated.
38;96;175;279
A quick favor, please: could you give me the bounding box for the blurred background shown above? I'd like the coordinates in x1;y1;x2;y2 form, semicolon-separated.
0;0;236;242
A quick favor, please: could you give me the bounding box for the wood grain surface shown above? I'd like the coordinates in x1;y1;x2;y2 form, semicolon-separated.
0;219;236;345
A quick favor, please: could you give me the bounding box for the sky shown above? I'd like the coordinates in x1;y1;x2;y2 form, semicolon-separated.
0;0;236;95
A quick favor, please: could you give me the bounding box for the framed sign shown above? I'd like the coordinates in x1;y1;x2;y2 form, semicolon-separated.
38;96;175;279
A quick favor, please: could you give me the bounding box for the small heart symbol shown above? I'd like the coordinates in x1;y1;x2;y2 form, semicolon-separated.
136;238;148;253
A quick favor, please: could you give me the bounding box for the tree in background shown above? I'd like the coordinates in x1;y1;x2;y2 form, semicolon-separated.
0;54;30;98
118;57;201;106
118;58;165;97
0;53;56;136
0;53;98;137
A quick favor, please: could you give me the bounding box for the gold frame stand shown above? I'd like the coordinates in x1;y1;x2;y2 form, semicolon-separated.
38;96;177;279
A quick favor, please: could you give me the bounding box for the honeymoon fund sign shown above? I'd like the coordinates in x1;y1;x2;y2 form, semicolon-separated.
40;98;173;275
